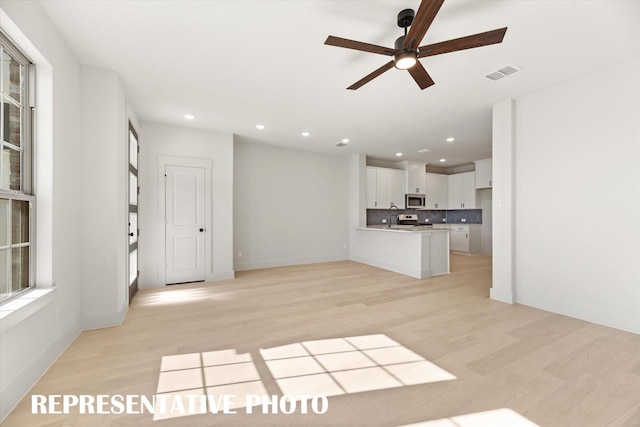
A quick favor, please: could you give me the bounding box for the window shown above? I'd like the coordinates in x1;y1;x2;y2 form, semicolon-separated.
0;32;34;302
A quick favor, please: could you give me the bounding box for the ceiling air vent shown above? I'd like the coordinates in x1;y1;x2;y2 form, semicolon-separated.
486;64;521;81
485;71;505;81
334;141;348;147
498;65;519;75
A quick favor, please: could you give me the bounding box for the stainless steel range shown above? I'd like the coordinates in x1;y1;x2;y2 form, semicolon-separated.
398;214;433;229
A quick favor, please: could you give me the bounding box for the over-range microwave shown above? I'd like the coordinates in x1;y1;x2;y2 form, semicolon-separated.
405;193;426;209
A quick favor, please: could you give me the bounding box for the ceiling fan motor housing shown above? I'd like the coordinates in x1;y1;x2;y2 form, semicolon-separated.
397;8;415;28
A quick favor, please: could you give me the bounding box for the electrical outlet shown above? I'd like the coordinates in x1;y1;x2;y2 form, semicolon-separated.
382;219;387;223
238;251;243;258
461;218;466;223
425;218;429;223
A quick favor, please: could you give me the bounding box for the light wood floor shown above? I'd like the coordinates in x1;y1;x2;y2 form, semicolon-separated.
4;255;640;426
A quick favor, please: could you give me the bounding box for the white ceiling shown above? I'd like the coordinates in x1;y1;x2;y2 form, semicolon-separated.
38;0;639;166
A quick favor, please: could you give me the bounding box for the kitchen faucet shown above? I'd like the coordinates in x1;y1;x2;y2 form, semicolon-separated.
388;203;399;228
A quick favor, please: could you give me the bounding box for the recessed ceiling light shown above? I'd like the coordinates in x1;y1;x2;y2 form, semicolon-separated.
440;158;446;162
418;148;432;153
446;137;455;142
396;152;403;157
302;132;310;137
342;138;350;143
184;114;195;120
256;124;265;130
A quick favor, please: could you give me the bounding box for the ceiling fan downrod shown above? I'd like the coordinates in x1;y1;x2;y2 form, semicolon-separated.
394;9;417;69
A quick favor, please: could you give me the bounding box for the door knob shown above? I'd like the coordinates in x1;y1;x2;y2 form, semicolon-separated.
129;233;134;237
199;228;204;232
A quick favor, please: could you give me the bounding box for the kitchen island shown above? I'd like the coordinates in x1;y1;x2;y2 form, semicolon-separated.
350;227;450;279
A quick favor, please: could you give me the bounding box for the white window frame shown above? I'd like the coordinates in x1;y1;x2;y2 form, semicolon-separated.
0;30;35;303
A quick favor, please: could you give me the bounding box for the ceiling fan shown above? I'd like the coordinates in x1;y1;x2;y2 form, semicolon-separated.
324;0;507;90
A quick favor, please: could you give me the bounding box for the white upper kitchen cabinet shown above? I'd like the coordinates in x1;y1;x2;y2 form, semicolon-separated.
448;171;476;209
474;158;492;189
404;161;426;194
366;167;378;209
388;169;405;208
366;167;406;209
425;173;448;209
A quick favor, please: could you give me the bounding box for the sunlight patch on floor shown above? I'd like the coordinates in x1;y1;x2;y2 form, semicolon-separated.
397;408;540;427
154;349;267;420
260;334;456;397
138;287;230;307
153;334;456;420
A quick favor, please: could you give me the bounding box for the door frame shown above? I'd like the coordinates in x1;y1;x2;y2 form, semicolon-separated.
128;122;140;303
158;156;212;285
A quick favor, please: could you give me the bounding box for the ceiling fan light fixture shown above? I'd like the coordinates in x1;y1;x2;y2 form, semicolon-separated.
394;51;417;70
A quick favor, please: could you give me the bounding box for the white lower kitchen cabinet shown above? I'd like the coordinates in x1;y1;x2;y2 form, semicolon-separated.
449;224;481;254
351;227;450;279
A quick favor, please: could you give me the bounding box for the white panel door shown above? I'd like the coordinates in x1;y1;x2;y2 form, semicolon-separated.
165;165;205;284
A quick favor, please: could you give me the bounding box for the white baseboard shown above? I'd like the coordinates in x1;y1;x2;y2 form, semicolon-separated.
517;291;640;335
206;271;235;281
81;306;128;331
490;287;515;304
235;255;348;272
0;323;80;422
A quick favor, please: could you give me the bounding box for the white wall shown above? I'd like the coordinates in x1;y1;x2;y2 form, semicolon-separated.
233;141;349;270
495;58;640;334
79;65;129;329
138;122;234;287
0;1;82;421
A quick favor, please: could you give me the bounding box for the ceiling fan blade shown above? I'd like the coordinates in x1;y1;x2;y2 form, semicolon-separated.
347;61;395;90
408;61;435;90
417;27;508;58
325;36;397;56
403;0;445;50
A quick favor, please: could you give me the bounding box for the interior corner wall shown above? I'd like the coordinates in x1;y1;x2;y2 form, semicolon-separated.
79;65;129;329
513;58;640;334
0;1;82;421
233;141;350;271
138;122;234;288
491;99;516;304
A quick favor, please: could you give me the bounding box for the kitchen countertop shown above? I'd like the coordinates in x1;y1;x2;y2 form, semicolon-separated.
361;225;451;233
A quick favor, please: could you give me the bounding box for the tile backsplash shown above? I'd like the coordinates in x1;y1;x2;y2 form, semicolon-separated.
367;209;482;226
